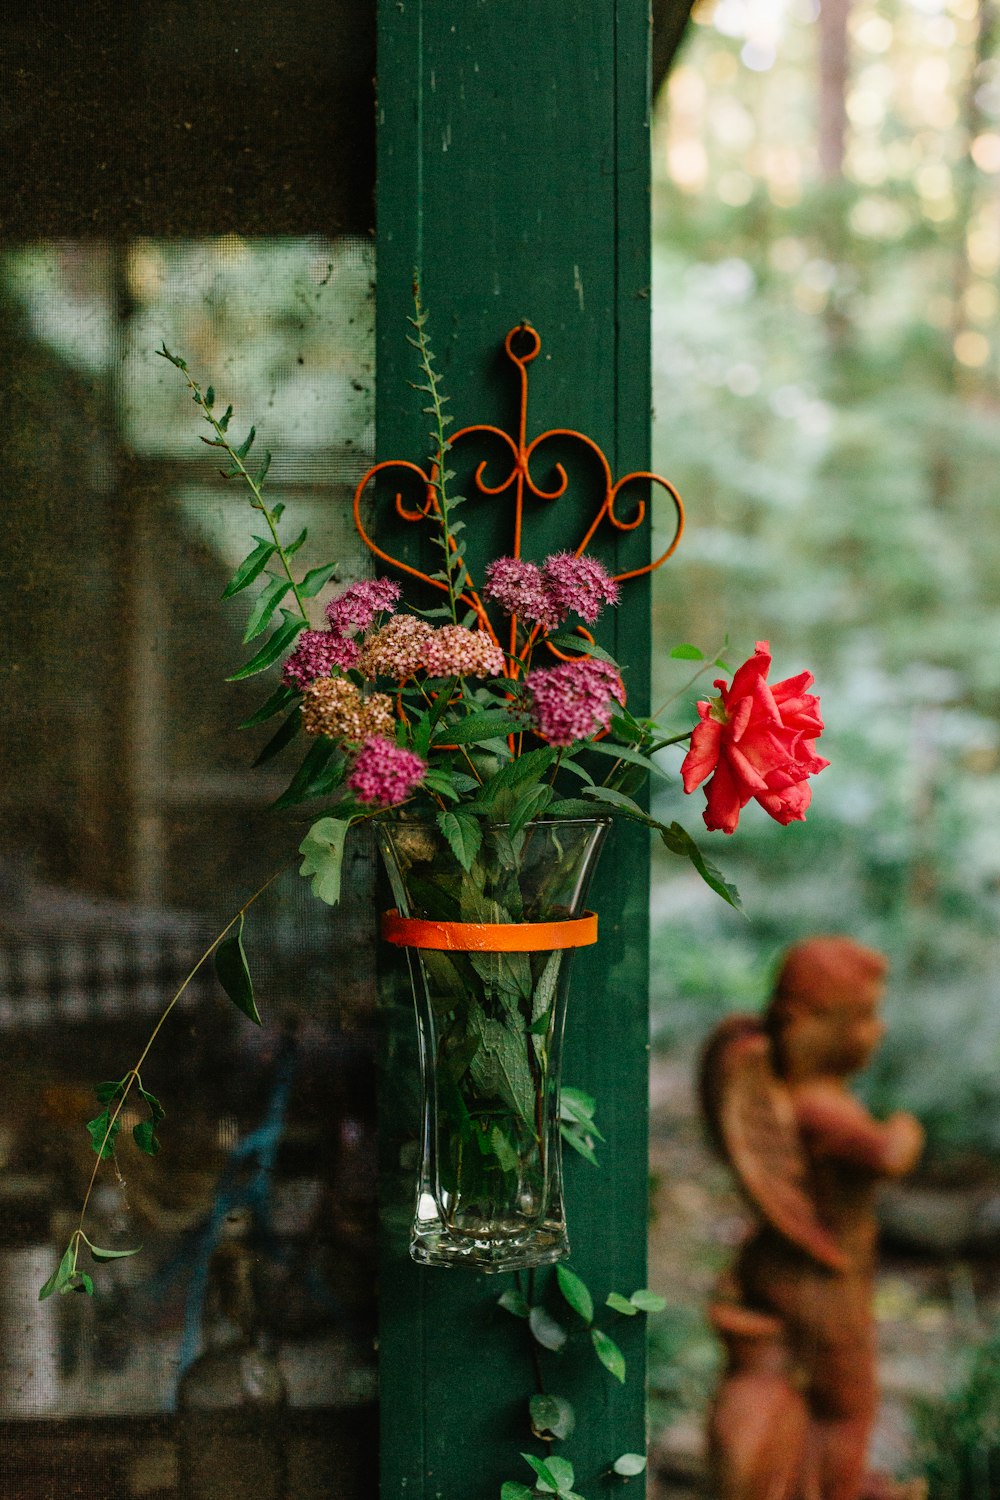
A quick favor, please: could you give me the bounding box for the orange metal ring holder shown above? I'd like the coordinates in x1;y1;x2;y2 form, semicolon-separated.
381;910;599;953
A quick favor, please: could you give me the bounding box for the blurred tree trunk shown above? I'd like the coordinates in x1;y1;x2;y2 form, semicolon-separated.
948;0;997;380
652;0;696;99
818;0;850;179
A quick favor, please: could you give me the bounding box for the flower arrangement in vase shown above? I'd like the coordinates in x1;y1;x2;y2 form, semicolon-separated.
40;305;828;1296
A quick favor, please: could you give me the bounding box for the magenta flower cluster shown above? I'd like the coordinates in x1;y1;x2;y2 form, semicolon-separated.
283;578;401;690
483;552;619;629
525;658;624;747
282;629;360;689
347;736;427;806
326;578;401;636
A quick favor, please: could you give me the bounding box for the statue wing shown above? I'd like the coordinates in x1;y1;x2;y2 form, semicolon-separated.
700;1014;847;1272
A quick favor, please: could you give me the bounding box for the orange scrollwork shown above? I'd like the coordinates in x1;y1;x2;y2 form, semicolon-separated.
351;322;684;672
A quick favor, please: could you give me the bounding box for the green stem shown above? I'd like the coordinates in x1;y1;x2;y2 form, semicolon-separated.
650;643;728;720
524;1269;547;1397
181;368;310;624
648;730;693;751
74;862;291;1240
410;288;463;625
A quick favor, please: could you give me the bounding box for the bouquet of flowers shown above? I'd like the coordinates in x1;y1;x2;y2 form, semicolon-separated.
158;313;827;1270
40;313;829;1293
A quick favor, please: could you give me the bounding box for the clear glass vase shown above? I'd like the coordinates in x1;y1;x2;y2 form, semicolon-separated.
377;817;609;1272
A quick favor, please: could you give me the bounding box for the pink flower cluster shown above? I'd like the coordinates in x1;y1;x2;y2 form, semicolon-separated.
326;578;400;636
282;578;403;691
357;614;434;678
542;553;620;624
283;629;360;689
358;616;504;681
483;557;560;629
525;658;624;746
347;736;427;806
422;624;505;679
484;552;619;629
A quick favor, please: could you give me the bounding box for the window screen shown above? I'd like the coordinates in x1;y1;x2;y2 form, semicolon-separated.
1;7;377;1496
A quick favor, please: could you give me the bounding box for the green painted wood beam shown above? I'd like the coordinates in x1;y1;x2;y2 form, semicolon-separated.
375;4;653;1496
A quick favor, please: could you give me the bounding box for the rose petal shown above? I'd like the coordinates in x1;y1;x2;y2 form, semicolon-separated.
702;757;752;835
681;718;723;793
756;779;812;825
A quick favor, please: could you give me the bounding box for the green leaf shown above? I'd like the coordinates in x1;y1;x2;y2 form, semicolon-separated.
591;1328;627;1383
529;1393;576;1441
612;1454;647;1477
489;1124;519;1174
71;1272;95;1296
435;709;532;746
498;1287;530;1319
559;757;595;787
521;1454;564;1494
219;404;233;431
468;1004;537;1125
222;538;277;599
606;1292;638;1316
84;1241;142;1263
282;525;307;557
299;562;339;599
253;451;273;487
133;1085;165;1156
423;768;462;801
226;615;305;681
560;1126;600;1167
299;817;351;906
545;796;615;818
580;784;647;817
156;343;187;371
234;425;256;460
584;738;665;778
528;1305;568;1352
530;950;562;1033
204;385;215;408
500;1486;533;1500
86;1108;121;1160
628;1288;668;1313
543;1457;576;1494
214;911;260;1025
252;706;301;767
507;781;554;836
238;683;299;729
559;1086;606;1140
39;1243;76;1300
544;632;620;666
272;739;344;809
658;822;743;912
243;575;293;643
556;1264;594;1324
132;1121;158;1155
437;808;483;872
669;643;704;660
94;1079;126;1104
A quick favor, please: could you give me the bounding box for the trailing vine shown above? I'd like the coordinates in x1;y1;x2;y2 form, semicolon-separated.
37;308;770;1497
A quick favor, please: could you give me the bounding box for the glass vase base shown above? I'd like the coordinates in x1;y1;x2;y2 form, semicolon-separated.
410;1214;569;1273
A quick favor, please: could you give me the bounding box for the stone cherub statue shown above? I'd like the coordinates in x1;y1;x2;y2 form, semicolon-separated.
700;936;927;1500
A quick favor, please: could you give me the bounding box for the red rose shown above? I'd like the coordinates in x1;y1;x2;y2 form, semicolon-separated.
680;641;829;835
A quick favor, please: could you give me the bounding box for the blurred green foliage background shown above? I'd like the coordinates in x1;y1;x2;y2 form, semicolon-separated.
649;0;1000;1161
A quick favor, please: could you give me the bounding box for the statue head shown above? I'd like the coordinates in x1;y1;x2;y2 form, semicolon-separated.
765;936;888;1080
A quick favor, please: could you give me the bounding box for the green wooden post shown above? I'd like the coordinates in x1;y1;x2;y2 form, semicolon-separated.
375;4;653;1495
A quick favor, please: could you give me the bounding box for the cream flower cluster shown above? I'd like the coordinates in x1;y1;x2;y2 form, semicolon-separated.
300;677;395;741
359;616;504;681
